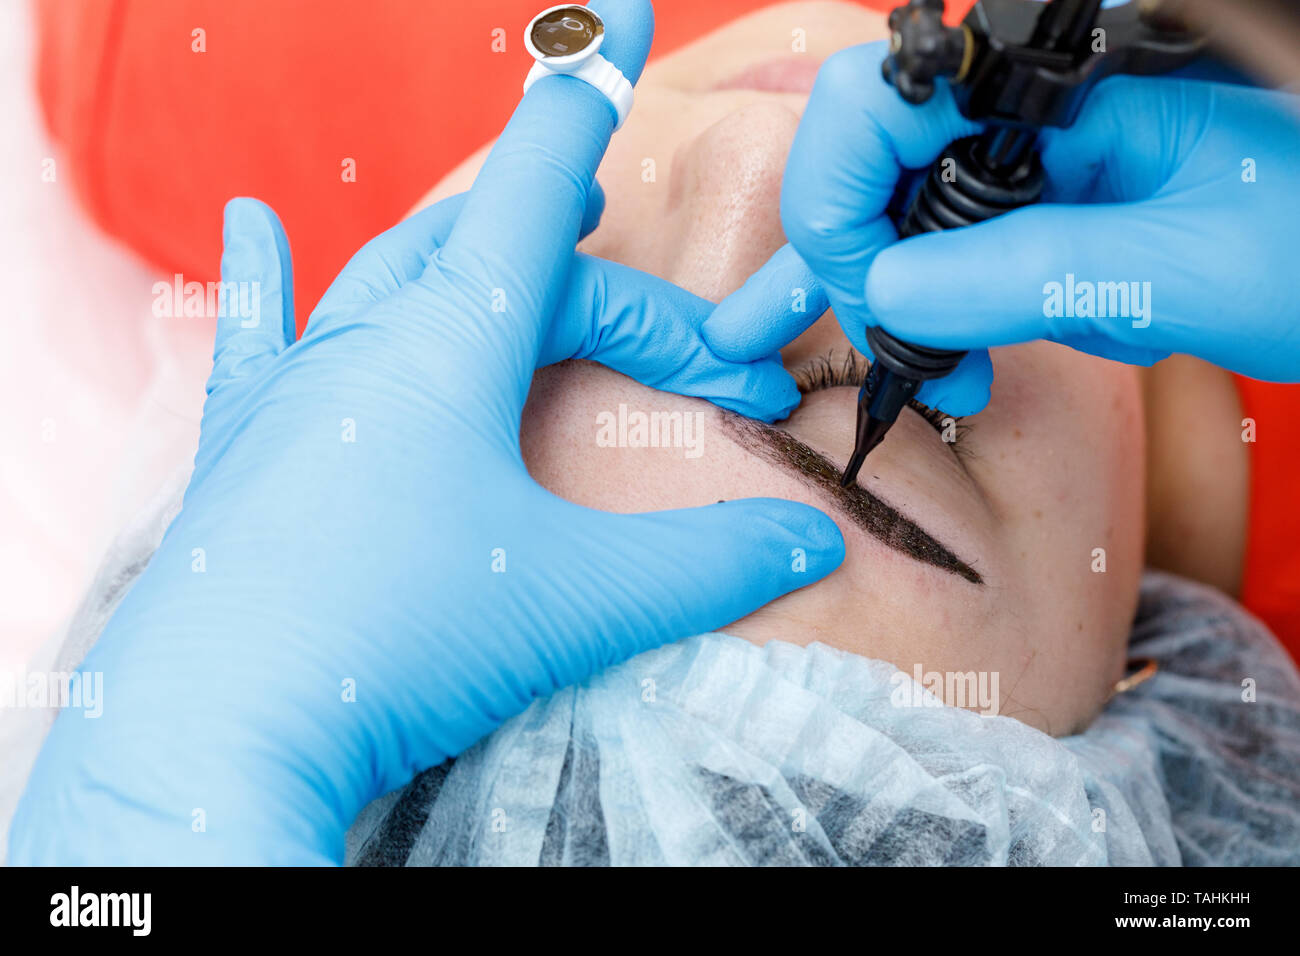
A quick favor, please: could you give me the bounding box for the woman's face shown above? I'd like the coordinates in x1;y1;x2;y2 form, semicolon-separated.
424;1;1144;735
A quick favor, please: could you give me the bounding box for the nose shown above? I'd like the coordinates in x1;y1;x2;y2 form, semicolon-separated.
661;101;801;302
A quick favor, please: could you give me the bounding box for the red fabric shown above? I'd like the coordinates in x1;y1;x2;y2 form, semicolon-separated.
33;0;1299;657
1235;377;1300;656
33;0;940;330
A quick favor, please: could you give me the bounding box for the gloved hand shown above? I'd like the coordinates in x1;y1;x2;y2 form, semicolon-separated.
8;0;843;865
721;39;1300;416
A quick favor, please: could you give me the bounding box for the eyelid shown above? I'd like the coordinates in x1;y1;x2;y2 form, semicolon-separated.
788;351;970;453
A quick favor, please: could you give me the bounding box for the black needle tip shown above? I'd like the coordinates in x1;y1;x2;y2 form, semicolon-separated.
840;415;892;487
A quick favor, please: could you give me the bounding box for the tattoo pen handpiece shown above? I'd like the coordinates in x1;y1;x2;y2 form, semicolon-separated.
842;0;1043;488
841;334;963;487
841;0;1203;487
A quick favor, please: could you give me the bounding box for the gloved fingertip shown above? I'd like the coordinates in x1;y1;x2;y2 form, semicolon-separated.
923;384;990;418
223;197;276;240
770;375;803;421
588;0;654;84
702;245;829;363
744;498;846;576
771;244;830;318
221;198;285;282
711;379;800;424
210;197;295;392
917;355;992;417
223;195;259;223
712;356;802;422
796;508;847;568
698;311;750;363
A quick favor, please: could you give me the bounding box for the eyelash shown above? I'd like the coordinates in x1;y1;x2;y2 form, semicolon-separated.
791;351;969;449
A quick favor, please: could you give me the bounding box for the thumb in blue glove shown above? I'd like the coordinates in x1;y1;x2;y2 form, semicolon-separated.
9;0;843;865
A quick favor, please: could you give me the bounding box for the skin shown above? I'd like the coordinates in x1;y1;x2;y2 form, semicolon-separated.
1142;354;1248;597
416;2;1246;735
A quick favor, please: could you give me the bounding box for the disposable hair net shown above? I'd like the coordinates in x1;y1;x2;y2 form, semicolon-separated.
3;470;1299;865
343;567;1300;868
341;569;1300;866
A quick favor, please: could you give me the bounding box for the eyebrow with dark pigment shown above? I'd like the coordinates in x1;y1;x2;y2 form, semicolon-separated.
721;414;984;585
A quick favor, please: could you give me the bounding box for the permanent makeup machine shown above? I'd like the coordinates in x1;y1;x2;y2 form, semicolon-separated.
842;0;1205;486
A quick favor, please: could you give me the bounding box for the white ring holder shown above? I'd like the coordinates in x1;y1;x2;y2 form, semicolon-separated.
523;4;635;130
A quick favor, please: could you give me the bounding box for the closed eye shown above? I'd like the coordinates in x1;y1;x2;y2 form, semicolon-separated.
790;350;970;455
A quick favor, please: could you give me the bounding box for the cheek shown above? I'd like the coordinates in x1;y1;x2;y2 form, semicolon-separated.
522;362;814;513
520;362;985;658
977;348;1144;569
972;347;1144;701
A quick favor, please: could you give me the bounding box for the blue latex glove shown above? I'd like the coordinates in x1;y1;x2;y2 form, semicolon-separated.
726;39;1300;416
8;0;843;865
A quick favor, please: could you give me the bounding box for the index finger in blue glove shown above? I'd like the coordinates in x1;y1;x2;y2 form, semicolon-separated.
540;254;802;422
693;233;989;417
207;198;296;395
863;200;1199;355
700;244;829;363
434;0;652;320
863;76;1300;381
781;40;979;318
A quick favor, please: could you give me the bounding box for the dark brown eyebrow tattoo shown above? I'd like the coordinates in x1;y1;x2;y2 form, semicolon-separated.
721;413;983;585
